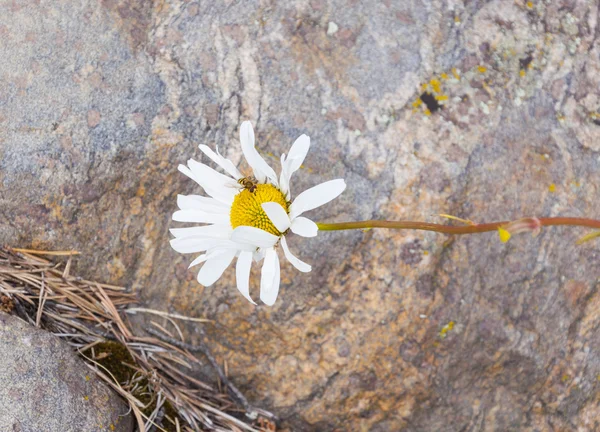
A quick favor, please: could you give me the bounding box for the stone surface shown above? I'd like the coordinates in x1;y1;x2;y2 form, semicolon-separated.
0;312;133;432
1;0;600;430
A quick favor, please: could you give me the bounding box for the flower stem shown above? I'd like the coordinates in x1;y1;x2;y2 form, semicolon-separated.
316;217;600;235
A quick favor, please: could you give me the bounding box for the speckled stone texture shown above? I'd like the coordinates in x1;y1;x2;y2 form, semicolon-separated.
1;0;600;430
0;312;132;431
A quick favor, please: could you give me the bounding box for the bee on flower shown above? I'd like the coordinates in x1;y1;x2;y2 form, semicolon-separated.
170;121;346;306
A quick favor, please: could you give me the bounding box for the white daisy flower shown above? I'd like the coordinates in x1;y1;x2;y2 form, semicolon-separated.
170;121;346;306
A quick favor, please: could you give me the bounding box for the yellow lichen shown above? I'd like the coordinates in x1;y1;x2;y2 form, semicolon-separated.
477;65;487;73
526;1;533;9
498;228;511;243
548;183;556;193
230;184;288;235
430;78;442;94
439;321;455;338
435;94;449;101
520;69;526;77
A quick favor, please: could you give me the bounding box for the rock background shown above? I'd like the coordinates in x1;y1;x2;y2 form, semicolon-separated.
1;0;600;430
0;312;132;431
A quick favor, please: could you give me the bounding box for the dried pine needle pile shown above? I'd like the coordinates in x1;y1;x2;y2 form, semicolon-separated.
0;247;275;432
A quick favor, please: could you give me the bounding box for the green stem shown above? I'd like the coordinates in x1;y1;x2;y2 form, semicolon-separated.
316;217;600;235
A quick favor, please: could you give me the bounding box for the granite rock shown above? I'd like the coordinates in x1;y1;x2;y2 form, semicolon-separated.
1;0;600;430
0;312;132;432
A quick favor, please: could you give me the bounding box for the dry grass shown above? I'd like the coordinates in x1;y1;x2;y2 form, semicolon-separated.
0;247;276;432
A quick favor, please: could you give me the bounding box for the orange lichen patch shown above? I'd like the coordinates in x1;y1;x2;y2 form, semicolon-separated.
136;183;146;197
107;257;126;280
42;196;66;223
128;197;143;215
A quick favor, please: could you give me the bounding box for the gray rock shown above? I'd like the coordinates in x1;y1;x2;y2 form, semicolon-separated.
1;0;600;430
0;313;133;432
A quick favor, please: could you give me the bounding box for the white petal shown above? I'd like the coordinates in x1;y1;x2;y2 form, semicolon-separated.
253;248;266;262
235;251;256;304
239;121;278;185
188;253;208;268
261;202;291;233
179;160;237;204
169;224;232;239
279;154;291;198
170;237;225;254
188;159;239;191
260;248;280;306
280;236;311;272
176;195;229;213
197;249;237;286
187;248;232;268
172;210;228;224
286;134;310;174
280;134;310;198
199;144;242;180
231;226;279;248
290;217;318;238
289;179;346;219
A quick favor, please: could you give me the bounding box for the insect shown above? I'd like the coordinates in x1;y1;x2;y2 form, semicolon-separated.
237;176;258;193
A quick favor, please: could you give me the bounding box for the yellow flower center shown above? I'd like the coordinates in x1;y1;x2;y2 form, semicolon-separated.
230;183;289;236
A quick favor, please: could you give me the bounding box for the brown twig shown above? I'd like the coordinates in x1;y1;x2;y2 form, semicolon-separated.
145;326;257;416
